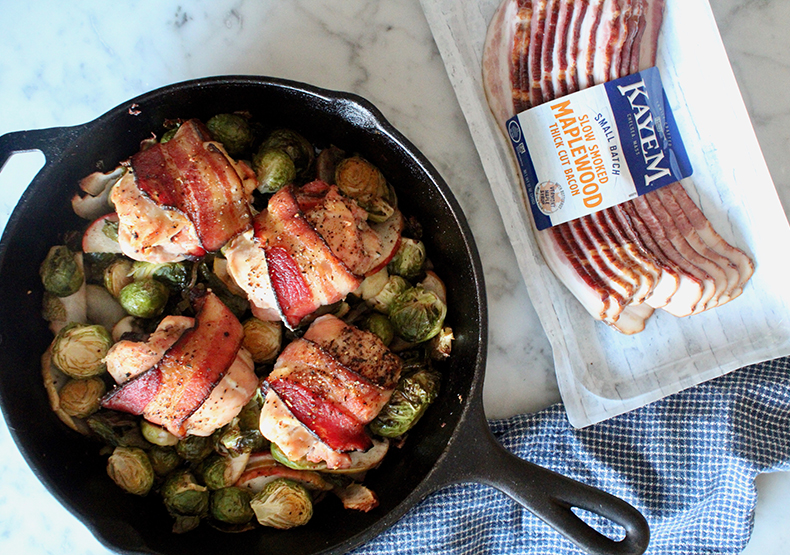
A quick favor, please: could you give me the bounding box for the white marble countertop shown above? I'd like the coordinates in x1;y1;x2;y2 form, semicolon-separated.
0;0;787;553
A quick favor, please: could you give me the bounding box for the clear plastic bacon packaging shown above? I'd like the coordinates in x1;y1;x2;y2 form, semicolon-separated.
420;0;790;426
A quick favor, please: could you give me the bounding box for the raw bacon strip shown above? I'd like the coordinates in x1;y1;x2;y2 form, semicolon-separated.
568;218;635;302
529;0;550;107
641;193;731;309
667;183;754;295
576;0;604;90
564;0;590;94
592;0;624;86
540;0;561;102
637;0;665;70
131;119;253;253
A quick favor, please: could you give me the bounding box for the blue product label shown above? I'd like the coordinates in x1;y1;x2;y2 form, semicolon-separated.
506;67;692;230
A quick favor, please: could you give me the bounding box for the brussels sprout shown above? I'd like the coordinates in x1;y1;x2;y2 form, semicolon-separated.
87;410;149;448
51;323;112;379
367;275;410;314
254;148;297;194
353;268;389;301
59;376;106;418
42;292;68;323
387;238;426;280
176;434;214;463
161;469;210;517
40;245;84;297
198;451;251;490
160;127;178;143
197;261;249;319
250;478;313;529
334;156;396;222
103;259;134;298
255;129;314;178
129;260;190;291
428;326;454;360
361;312;394;346
148;446;182;477
388;285;447;343
211;487;254;525
369;367;441;438
206;113;254;158
141;420;179;447
118;278;170;318
106;446;155;496
242;317;282;364
83;252;119;284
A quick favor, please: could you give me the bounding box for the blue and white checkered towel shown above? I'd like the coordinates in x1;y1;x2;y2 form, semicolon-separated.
351;357;790;555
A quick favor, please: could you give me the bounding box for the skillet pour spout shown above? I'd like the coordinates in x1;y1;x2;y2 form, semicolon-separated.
0;75;648;555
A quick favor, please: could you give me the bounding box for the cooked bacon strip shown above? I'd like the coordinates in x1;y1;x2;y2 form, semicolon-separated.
130;119;254;253
102;292;244;437
254;185;362;328
258;315;402;469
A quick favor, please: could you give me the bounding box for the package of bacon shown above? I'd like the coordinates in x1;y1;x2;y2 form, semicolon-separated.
421;0;790;426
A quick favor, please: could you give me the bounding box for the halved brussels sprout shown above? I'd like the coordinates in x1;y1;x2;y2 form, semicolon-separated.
334;156;395;222
40;245;84;297
176;434;214;463
250;478;313;529
59;376;106;418
255;129;314;178
361;312;394;347
315;145;345;184
103;259;134;298
118;278;170;319
211;487;254;525
367;275;410;314
242;317;282;364
254;148;296;194
387;238;426;280
206;113;254;158
388;285;447;343
141;420;179;447
148;446;182;477
198;451;252;490
129;261;190;291
369;367;441;438
161;469;210;517
51;323;112;379
106;446;155;496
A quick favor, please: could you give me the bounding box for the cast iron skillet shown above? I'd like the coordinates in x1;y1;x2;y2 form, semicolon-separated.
0;76;649;555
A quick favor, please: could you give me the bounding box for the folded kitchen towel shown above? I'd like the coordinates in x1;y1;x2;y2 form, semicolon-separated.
350;356;790;555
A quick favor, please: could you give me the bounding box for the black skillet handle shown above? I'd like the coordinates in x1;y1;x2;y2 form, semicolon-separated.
428;406;650;555
0;126;82;173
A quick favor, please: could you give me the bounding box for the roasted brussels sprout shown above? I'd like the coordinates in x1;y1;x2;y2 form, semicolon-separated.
367;275;410;314
315;145;345;183
211;487;255;525
197;261;249;319
103;258;134;298
58;376;106;418
83;252;119;284
141;420;179;447
250;478;313;529
198;452;251;490
41;292;68;323
51;323;112;379
242;317;282;364
176;434;214;463
388;285;447;343
40;245;84;297
361;312;394;346
334;156;396;222
148;446;182;477
428;326;454;360
369;367;441;438
353;268;389;301
255;129;314;178
161;469;210;517
253;148;296;194
118;278;170;318
106;446;155;496
206;113;254;158
87;410;149;448
387;238;426;280
129;261;190;291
